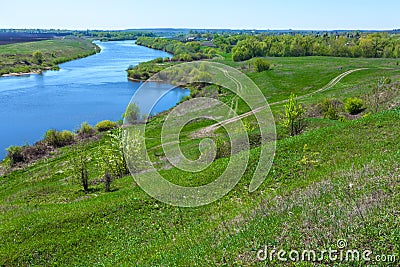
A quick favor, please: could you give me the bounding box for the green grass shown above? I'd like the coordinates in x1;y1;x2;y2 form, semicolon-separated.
0;54;399;266
214;56;400;112
0;37;99;75
1;108;399;266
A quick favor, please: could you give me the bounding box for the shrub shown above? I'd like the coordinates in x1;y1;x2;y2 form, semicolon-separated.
44;129;75;148
95;120;117;132
6;146;24;165
32;50;44;64
60;131;75;145
78;122;96;138
128;70;142;80
323;105;339;120
253;58;270;72
345;97;364;115
21;141;49;162
152;57;163;63
318;98;341;120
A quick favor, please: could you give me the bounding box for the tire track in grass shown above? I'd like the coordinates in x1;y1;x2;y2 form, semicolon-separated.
196;68;369;136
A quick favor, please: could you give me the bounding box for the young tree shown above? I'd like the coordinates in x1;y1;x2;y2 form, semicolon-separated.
70;144;91;193
369;76;391;113
32;51;44;65
281;93;306;136
97;128;129;192
123;102;141;124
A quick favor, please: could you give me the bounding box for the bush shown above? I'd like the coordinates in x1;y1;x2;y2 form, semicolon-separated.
323;105;339;120
6;146;24;165
44;129;75;148
95;120;117;132
21;141;49;162
253;58;270;72
345;97;364;115
78;122;96;138
32;50;44;64
318;98;342;120
152;57;163;63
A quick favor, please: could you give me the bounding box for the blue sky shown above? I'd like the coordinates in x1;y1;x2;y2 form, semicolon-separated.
1;0;399;30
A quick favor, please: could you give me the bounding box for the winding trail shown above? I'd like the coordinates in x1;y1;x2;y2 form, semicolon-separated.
195;68;369;136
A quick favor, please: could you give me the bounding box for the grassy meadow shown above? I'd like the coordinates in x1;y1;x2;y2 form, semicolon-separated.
0;37;99;75
0;53;399;266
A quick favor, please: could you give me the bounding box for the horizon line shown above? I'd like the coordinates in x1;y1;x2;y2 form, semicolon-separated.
1;27;399;32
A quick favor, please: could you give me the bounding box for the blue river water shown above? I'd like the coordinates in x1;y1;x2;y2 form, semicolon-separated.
0;40;189;159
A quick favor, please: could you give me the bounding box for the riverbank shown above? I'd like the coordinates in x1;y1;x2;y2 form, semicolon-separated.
0;37;100;76
2;71;43;77
0;40;183;159
128;37;218;81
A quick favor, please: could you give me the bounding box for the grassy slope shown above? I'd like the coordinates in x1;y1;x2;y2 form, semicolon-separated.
0;37;99;75
215;56;400;113
0;56;399;266
1;109;399;266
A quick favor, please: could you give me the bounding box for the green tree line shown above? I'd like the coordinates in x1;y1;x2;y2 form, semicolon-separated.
230;33;400;61
136;37;216;61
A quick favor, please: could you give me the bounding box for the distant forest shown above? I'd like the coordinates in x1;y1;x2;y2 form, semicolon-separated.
0;29;155;44
229;33;400;61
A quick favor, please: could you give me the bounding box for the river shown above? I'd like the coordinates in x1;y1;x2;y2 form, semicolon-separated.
0;40;189;159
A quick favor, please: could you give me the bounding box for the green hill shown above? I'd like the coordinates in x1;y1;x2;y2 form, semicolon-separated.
0;55;399;266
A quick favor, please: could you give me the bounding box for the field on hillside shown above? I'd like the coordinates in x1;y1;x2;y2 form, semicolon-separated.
0;38;99;75
214;56;400;112
0;55;399;266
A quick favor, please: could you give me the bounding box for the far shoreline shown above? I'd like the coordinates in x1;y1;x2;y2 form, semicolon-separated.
1;69;48;77
0;38;101;78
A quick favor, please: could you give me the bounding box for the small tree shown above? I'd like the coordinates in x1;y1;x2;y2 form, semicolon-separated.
369;76;391;113
97;128;129;191
281;93;306;136
32;51;44;65
70;144;91;193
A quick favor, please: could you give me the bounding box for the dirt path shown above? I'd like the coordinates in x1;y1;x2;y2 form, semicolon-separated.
195;68;369;136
